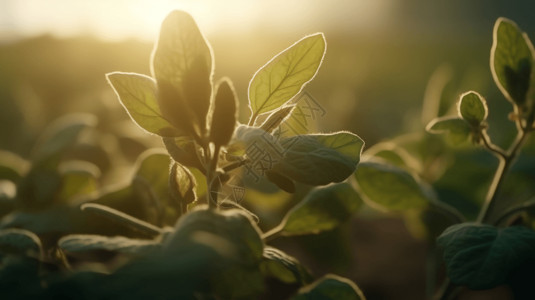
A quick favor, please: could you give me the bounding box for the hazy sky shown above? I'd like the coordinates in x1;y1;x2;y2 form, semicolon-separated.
0;0;394;41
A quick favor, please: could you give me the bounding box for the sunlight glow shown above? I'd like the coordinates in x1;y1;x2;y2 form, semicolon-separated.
1;0;393;42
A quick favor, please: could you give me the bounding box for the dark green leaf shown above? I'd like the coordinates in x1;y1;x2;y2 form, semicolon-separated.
437;223;535;289
152;10;213;136
260;246;312;285
31;113;96;164
106;72;181;137
265;170;295;193
210;78;238;147
58;234;160;255
458;91;488;125
0;228;42;258
426;116;471;145
164;208;263;264
162;136;204;170
0;150;29;183
163;208;265;299
354;159;433;211
491;18;534;106
249;33;326;116
273;132;364;185
280;183;361;235
291;274;366;300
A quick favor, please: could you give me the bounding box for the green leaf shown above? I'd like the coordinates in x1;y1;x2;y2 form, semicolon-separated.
163;208;265;299
32;113;96;164
291;274;366;300
106;72;181;137
164;208;264;264
57;161;99;203
0;229;42;258
265;170;295;193
426;116;471;145
260;246;312;285
249;33;326;117
458;91;488;125
279;183;361;236
152;10;213;137
273;132;364;185
354;159;433;211
210;78;238;147
491;17;534;107
437;224;535;290
162;136;204;170
58;234;160;255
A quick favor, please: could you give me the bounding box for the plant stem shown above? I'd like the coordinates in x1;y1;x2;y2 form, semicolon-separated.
477;127;528;223
206;144;221;209
262;224;284;242
248;112;258;126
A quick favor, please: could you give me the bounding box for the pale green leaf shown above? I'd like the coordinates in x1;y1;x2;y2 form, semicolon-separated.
491;18;534;106
106;72;181;137
437;223;535;289
291;274;366;300
272;132;364;185
151;10;213;136
425;116;471;145
458;91;488;125
354;159;433;211
58;234;160;255
249;33;326;116
0;150;29;183
280;183;361;236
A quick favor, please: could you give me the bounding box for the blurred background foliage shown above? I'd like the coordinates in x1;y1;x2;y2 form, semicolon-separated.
2;1;535;299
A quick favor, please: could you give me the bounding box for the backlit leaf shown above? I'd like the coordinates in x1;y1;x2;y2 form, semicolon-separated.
437;223;535;289
107;72;181;137
458;91;488;125
280;183;361;236
491;18;534;107
0;151;29;183
272;132;364;185
57;161;99;203
354;159;433;211
291;274;366;300
249;33;326;117
151;10;213;136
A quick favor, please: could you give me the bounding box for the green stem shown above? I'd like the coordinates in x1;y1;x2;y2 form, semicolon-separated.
262;224;284;242
206;144;221;209
248;112;258;126
477;127;528;223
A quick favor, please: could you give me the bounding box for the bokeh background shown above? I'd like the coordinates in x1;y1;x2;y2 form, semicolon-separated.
2;1;535;299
